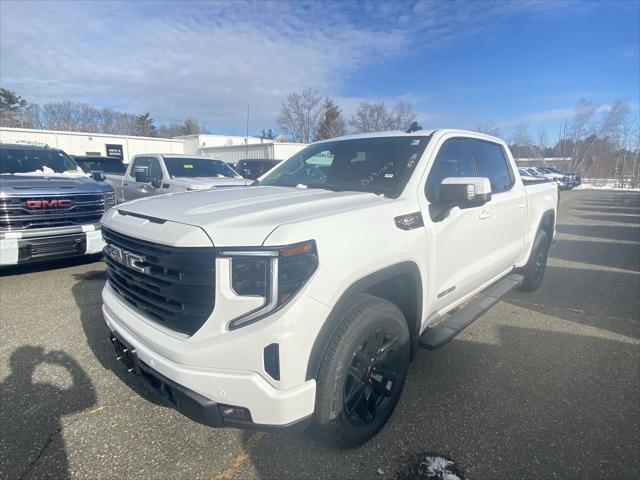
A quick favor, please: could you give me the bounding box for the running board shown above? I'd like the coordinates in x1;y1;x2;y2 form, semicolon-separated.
420;273;524;350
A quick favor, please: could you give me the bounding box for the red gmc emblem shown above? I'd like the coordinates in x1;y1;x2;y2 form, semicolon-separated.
26;199;73;208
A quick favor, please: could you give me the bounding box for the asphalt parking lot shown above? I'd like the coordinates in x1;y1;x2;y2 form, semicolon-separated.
1;189;638;480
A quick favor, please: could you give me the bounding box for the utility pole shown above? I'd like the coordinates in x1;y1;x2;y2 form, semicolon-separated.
245;105;249;161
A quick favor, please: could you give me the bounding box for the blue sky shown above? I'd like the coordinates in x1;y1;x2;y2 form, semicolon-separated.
1;0;638;141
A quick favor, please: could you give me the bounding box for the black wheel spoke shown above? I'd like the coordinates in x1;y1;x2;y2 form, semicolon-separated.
348;364;365;381
373;363;397;382
374;337;397;362
343;327;401;425
344;381;366;414
370;378;393;397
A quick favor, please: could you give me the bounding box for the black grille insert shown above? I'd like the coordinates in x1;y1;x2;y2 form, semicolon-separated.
103;227;215;335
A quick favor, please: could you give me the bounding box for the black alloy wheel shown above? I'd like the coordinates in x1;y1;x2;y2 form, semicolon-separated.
344;328;400;425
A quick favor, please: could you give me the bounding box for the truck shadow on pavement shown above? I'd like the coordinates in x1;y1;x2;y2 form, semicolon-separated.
0;346;96;480
71;269;163;405
243;325;639;480
0;254;103;277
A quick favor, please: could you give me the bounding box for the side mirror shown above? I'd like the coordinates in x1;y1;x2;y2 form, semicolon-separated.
134;168;152;183
438;177;492;208
90;170;106;182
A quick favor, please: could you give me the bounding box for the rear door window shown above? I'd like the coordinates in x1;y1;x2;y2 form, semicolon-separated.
468;139;514;193
426;138;475;202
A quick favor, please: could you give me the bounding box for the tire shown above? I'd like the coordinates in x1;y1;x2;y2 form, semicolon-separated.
314;294;410;448
518;230;551;292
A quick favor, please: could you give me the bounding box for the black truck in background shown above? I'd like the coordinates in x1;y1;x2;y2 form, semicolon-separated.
0;144;116;266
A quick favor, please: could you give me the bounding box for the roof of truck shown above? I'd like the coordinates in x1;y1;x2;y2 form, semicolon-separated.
314;129;505;144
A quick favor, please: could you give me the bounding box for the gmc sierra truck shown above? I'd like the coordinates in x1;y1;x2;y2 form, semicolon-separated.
105;153;250;203
0;144;116;266
100;129;557;447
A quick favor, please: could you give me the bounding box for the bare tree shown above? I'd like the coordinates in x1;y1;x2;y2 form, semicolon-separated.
349;102;388;133
536;126;548;161
388;102;417;130
182;117;205;135
475;121;501;137
600;100;633;187
569;98;598;171
277;89;322;143
350;101;417;133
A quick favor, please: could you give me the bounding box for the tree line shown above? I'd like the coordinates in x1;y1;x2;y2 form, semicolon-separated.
2;87;637;185
0;88;207;138
486;98;639;188
277;88;417;143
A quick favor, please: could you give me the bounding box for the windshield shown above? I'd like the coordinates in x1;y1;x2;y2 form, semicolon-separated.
164;157;240;179
0;148;81;175
259;136;431;197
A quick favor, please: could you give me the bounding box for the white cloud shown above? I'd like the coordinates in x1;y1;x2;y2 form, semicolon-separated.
0;0;580;132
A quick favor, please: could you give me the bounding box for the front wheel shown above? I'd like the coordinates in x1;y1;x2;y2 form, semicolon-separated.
314;294;410;448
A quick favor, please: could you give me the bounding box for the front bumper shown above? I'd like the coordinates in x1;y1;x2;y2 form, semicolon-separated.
102;283;324;427
0;225;104;265
109;332;311;432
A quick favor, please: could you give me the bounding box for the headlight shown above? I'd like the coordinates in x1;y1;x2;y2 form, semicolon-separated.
104;192;116;209
220;240;318;329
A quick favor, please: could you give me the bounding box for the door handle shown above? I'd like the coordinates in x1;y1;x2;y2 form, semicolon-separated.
478;210;493;220
516;202;527;209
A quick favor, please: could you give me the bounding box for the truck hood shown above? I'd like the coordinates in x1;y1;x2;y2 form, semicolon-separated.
116;185;386;246
0;174;114;194
169;176;251;190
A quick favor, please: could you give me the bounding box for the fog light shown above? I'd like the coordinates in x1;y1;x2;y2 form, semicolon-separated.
219;404;251;422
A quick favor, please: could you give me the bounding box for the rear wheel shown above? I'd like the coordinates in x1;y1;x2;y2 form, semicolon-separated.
519;230;551;291
314;294;410;448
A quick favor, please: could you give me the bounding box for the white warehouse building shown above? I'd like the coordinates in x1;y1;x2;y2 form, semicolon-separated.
0;128;306;164
0;127;184;162
199;142;307;164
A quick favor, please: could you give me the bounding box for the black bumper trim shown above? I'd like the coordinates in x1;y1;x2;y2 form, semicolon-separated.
110;332;312;433
16;233;89;264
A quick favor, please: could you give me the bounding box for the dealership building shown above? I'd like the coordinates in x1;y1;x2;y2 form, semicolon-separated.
0;127;306;164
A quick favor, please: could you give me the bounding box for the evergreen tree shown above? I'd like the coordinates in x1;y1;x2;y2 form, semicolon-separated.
135;112;157;137
315;99;346;140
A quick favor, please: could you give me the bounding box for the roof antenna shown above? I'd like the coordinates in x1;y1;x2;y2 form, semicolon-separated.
406;121;422;133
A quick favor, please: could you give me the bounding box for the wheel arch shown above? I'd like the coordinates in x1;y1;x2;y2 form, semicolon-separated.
305;261;423;381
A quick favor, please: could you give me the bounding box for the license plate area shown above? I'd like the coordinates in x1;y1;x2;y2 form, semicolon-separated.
110;333;140;374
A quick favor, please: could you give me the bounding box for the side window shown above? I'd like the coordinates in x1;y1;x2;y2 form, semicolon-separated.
468;139;513;193
148;157;163;179
426;138;475;202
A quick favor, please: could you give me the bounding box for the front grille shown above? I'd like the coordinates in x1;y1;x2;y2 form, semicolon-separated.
0;194;107;230
102;227;215;335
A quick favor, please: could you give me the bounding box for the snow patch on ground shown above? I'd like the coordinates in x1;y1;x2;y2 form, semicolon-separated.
395;453;464;480
575;183;640;192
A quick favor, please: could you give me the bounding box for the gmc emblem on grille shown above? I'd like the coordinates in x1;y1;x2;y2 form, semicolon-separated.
105;244;148;273
26;199;73;208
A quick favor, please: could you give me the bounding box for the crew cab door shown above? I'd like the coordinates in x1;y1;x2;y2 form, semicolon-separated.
466;138;527;273
123;156;164;201
420;136;526;315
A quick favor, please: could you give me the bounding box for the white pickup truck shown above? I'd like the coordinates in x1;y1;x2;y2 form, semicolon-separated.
100;129;558;447
106;153;249;203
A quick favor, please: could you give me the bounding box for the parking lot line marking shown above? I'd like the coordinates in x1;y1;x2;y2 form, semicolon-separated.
211;432;266;480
